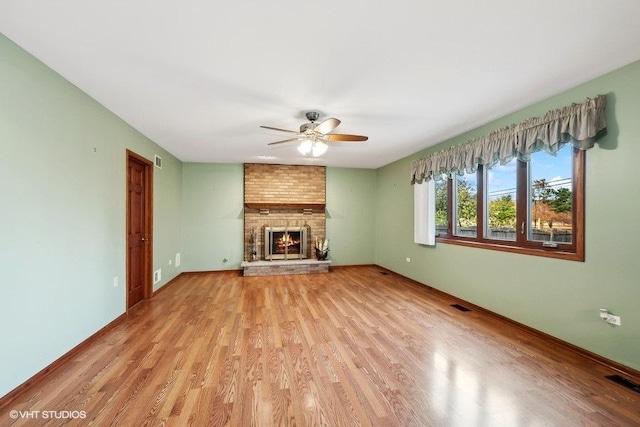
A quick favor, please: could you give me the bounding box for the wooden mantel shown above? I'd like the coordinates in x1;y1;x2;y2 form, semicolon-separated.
244;202;325;211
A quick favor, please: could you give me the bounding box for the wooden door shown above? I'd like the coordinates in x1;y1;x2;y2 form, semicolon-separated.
126;151;153;309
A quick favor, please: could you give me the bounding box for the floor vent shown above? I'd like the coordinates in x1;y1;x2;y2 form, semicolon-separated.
450;303;471;312
379;271;390;275
606;375;640;394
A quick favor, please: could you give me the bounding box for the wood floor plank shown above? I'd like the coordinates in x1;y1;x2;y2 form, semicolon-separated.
2;267;640;426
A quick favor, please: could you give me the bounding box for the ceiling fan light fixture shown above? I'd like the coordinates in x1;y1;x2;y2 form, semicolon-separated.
312;140;328;157
297;139;312;155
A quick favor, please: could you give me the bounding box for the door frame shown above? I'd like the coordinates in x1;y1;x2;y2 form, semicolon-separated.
126;150;154;310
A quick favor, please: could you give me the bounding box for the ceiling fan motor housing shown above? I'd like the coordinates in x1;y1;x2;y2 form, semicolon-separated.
299;123;315;132
300;111;321;132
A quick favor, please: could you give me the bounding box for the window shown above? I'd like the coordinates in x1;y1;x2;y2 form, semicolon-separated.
454;172;478;238
434;180;448;236
435;145;584;261
411;95;604;261
529;148;573;244
486;159;517;241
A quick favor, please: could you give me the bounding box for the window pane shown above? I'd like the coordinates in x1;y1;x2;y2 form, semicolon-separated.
454;172;477;237
529;145;573;244
485;159;517;241
435;179;448;235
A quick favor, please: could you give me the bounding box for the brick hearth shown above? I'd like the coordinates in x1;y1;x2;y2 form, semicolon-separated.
240;259;331;276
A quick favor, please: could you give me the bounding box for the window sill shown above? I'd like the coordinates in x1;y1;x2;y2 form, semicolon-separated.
435;236;584;262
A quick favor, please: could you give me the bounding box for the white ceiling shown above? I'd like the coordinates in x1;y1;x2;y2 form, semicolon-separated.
2;1;640;169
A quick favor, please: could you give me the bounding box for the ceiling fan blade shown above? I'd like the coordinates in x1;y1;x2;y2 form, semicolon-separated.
313;118;341;135
327;134;369;142
267;137;300;146
260;125;299;134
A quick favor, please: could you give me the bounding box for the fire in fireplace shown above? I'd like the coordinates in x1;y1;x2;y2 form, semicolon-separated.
265;227;308;260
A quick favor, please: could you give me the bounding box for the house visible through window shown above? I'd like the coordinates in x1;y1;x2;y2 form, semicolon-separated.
529;147;573;244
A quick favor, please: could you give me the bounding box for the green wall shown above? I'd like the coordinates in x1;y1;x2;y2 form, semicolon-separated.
179;164;378;271
326;168;376;265
375;60;640;370
181;163;244;271
0;34;183;397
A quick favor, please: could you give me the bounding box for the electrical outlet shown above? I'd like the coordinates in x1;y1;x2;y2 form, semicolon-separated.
113;276;119;288
154;269;161;284
175;253;181;267
606;314;621;326
406;257;411;262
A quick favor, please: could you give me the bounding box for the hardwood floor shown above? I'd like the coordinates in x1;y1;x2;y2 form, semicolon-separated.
2;266;639;426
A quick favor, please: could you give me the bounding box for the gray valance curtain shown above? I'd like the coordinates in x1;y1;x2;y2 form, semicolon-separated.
410;95;607;184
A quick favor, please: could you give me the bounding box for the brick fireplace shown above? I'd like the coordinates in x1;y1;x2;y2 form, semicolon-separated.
242;164;329;275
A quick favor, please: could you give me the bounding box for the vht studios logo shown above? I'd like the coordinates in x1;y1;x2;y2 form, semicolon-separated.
9;410;87;420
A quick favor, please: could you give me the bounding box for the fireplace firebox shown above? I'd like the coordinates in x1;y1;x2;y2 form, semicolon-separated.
265;227;308;260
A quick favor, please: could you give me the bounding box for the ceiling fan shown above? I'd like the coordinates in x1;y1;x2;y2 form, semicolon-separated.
260;111;368;157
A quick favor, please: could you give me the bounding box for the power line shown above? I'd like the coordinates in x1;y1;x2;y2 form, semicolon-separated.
487;178;572;199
